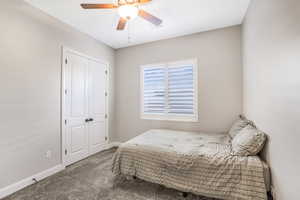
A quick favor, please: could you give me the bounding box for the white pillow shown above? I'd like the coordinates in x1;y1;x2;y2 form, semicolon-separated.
231;125;266;156
228;118;250;139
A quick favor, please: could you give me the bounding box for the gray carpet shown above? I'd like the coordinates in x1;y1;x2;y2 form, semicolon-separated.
3;148;217;200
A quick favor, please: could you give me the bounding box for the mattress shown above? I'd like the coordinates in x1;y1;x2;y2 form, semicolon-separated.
112;129;270;200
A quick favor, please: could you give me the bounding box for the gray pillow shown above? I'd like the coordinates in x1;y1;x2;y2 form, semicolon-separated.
231;125;266;156
228;118;250;139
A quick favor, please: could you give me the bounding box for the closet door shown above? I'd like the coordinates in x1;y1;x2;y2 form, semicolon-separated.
63;49;108;166
64;52;89;165
88;60;107;155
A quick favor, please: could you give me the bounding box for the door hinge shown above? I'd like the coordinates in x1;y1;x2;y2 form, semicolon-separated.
65;149;67;155
65;58;68;64
105;92;108;97
64;89;67;95
105;70;108;75
105;114;108;119
64;119;67;125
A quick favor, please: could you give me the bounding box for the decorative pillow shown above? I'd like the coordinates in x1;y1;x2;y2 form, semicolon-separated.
231;125;266;156
228;118;250;139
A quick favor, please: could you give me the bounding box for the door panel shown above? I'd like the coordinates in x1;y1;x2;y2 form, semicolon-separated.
65;52;89;165
70;62;86;116
88;121;106;155
89;60;106;116
71;125;86;153
88;60;107;154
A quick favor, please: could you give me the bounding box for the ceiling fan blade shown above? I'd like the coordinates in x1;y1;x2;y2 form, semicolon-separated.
117;18;127;30
80;4;117;9
138;10;162;26
138;0;152;4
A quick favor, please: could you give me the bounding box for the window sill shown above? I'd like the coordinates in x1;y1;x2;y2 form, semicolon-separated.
141;114;198;122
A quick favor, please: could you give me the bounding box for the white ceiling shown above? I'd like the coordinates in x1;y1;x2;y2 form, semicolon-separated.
24;0;251;49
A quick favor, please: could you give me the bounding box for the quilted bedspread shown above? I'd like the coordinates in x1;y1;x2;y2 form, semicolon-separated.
112;129;268;200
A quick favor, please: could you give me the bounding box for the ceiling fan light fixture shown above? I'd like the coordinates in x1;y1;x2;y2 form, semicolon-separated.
118;5;139;20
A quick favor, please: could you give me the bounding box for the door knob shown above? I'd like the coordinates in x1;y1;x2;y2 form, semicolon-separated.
85;118;94;123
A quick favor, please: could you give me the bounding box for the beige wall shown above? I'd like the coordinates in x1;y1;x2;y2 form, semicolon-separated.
115;26;243;142
242;0;300;199
0;0;115;188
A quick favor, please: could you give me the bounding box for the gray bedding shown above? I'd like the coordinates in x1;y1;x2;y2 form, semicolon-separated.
112;129;269;200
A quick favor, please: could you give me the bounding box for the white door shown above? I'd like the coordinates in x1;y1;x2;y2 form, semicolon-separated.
64;52;89;165
63;49;108;166
88;60;107;155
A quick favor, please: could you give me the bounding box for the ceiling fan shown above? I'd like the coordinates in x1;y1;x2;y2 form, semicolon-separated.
81;0;163;31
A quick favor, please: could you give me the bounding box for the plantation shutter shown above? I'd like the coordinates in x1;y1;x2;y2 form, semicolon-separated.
167;64;194;115
143;67;166;114
141;59;197;121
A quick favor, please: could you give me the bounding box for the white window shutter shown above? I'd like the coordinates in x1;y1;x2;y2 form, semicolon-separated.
167;65;194;115
141;59;198;121
142;67;166;114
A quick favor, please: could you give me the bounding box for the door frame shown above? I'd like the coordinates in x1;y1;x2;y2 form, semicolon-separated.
61;46;110;167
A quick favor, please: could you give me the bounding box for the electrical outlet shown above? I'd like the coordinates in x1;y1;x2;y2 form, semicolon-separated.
46;150;52;158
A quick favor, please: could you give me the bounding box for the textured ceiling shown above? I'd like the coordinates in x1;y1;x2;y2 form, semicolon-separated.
24;0;251;49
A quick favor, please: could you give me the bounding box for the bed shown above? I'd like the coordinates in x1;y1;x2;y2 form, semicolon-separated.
112;129;270;200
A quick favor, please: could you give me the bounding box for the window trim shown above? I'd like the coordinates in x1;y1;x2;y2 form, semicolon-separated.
140;59;198;122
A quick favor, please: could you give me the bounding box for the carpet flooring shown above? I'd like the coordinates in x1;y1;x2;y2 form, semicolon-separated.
3;148;218;200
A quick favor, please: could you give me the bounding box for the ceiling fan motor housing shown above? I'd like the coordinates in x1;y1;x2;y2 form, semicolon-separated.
118;5;139;20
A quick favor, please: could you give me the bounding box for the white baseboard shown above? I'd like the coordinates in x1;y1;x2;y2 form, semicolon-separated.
91;142;120;155
0;164;65;199
107;142;121;148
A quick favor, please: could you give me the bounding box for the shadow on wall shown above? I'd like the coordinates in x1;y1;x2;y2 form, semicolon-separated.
245;117;273;200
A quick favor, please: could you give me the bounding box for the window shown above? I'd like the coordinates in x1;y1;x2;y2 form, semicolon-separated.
140;59;198;121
